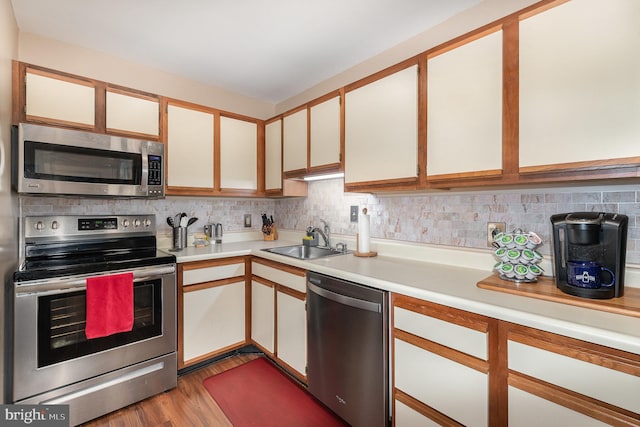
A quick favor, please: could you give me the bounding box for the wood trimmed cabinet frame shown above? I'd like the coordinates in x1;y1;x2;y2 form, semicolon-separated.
250;257;308;383
281;90;344;181
266;0;640;193
13;61;162;140
177;257;249;369
392;293;640;426
163;97;264;197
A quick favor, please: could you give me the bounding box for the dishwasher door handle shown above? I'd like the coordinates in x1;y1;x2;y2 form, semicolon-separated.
308;281;381;313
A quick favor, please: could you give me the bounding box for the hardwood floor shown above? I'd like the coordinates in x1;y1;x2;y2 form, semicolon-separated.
81;353;260;427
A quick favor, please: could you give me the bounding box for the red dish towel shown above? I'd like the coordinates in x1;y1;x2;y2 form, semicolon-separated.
85;272;134;339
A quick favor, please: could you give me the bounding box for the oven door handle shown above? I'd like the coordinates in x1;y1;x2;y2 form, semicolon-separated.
15;265;176;296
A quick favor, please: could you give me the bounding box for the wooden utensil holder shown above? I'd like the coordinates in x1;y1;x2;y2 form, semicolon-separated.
263;225;278;241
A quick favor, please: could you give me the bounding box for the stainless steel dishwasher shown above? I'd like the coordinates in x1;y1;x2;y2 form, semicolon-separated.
307;272;389;427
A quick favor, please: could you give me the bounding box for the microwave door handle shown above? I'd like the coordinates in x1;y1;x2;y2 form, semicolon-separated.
141;142;149;194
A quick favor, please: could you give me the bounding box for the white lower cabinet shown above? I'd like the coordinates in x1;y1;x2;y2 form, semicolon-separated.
276;290;306;377
395;339;488;426
182;281;245;362
178;258;247;368
251;279;275;355
393;294;491;427
251;258;307;381
506;324;640;426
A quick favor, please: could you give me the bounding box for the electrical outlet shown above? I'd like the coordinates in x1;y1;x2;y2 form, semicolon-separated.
487;222;505;247
244;214;252;228
350;206;359;223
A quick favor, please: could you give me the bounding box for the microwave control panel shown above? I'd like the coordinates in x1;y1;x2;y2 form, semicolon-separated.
148;155;163;186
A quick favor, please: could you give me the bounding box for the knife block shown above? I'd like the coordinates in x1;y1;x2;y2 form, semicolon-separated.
263;225;277;241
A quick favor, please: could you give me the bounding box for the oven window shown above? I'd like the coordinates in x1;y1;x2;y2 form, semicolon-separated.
25;140;141;184
37;279;162;368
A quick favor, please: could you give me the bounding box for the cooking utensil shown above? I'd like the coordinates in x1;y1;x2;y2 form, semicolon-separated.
187;217;198;227
167;216;175;228
180;213;188;228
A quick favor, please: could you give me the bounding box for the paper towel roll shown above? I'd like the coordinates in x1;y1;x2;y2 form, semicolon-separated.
358;209;370;253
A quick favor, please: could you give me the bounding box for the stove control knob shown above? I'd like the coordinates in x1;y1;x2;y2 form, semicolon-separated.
51;221;59;230
35;221;44;230
134;219;141;228
122;219;130;228
144;219;151;227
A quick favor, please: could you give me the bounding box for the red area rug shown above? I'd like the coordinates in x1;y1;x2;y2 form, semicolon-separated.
203;357;347;427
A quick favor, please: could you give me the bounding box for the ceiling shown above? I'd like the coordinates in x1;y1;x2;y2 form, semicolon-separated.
11;0;480;104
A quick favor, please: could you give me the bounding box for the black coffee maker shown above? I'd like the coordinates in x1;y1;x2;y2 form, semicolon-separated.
550;212;628;299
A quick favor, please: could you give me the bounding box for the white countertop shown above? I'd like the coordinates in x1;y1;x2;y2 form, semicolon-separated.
164;234;640;356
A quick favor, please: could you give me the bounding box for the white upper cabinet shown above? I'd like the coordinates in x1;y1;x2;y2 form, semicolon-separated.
25;69;95;127
166;103;215;189
106;89;160;137
519;0;640;171
283;108;308;173
265;119;282;191
220;116;258;190
426;30;503;178
344;65;418;184
310;95;341;168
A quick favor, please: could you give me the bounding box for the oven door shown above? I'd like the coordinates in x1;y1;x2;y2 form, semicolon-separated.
12;264;176;402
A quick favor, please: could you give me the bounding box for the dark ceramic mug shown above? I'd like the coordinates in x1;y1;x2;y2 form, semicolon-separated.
567;260;615;289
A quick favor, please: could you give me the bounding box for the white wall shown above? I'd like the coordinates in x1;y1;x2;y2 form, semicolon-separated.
17;32;275;120
0;0;19;404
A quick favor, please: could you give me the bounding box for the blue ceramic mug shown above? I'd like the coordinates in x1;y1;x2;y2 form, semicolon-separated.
567;261;615;289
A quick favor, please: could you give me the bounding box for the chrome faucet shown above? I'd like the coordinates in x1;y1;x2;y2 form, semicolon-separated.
312;219;331;248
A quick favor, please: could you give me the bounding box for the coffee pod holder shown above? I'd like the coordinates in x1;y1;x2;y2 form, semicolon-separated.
492;229;544;283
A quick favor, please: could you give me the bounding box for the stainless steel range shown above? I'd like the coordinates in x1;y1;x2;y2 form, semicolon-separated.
9;214;177;426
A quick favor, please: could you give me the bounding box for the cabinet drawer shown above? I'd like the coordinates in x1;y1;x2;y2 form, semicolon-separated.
394;306;487;360
252;261;306;293
508;386;608;427
183;262;245;286
508;340;640;414
394;400;440;427
395;339;488;427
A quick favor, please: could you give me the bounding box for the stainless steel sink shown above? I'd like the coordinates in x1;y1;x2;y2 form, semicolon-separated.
262;245;348;260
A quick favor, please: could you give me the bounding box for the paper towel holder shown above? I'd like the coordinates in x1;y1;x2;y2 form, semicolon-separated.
355;208;377;257
354;233;377;257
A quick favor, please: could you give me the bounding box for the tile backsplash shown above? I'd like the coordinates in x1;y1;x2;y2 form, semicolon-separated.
273;179;640;264
19;195;277;239
20;180;640;264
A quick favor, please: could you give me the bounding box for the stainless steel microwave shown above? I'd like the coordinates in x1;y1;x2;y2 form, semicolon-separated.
12;123;164;198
